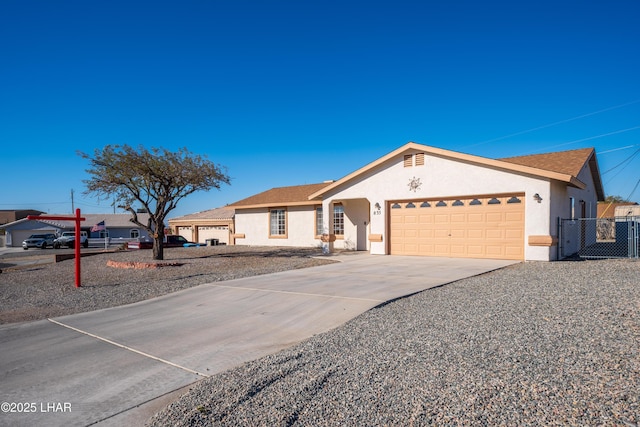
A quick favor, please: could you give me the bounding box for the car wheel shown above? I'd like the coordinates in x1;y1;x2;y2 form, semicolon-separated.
41;243;47;249
83;240;89;248
23;247;28;250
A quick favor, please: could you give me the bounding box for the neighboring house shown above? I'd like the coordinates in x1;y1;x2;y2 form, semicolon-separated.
168;207;235;245
1;213;152;247
613;205;640;218
597;202;639;218
0;210;44;226
230;142;604;261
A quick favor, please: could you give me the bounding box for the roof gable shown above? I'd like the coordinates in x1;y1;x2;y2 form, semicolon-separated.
231;183;331;209
310;142;597;200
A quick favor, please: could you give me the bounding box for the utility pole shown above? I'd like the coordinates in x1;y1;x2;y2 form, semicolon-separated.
71;189;75;213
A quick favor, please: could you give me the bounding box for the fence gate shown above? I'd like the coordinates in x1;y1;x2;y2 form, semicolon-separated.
558;217;639;259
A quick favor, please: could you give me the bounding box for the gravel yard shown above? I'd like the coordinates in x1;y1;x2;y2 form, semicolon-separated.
147;259;639;427
0;246;334;324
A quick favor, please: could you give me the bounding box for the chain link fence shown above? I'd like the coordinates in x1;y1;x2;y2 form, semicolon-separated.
559;217;639;259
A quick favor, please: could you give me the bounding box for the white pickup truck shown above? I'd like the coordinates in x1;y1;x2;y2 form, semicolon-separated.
53;231;89;249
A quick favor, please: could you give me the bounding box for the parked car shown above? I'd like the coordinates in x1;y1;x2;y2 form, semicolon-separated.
53;231;89;249
22;233;57;250
164;235;201;247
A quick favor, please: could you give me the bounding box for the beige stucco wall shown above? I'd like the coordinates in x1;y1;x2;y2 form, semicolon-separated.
553;161;601;258
234;206;320;247
323;149;562;261
235;149;601;261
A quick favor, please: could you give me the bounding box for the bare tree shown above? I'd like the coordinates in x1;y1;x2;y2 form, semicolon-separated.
79;145;230;260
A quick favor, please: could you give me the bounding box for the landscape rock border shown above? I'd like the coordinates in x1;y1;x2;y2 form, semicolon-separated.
106;260;184;269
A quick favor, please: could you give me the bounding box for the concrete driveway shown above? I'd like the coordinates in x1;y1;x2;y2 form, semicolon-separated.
0;254;518;426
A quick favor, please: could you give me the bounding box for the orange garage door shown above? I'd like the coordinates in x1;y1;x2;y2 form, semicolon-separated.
389;194;525;260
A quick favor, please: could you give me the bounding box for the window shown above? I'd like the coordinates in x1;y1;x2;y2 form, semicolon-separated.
391;203;401;209
470;199;482;205
420;201;431;208
315;206;324;236
436;200;447;207
270;209;286;237
406;202;416;208
452;200;464;206
130;229;140;238
415;152;425;166
507;196;522;204
404;154;413;167
333;204;344;236
488;198;501;205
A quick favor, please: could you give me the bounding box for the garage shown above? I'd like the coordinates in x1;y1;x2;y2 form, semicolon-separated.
177;226;193;241
197;226;229;245
389;193;525;260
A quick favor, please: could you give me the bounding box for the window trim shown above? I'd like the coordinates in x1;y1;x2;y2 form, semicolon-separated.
268;208;288;239
314;206;324;238
333;203;345;238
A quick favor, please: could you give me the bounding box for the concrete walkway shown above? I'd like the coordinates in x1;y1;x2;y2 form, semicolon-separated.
0;255;518;426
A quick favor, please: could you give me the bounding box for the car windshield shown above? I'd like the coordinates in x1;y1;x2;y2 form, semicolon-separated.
30;235;47;238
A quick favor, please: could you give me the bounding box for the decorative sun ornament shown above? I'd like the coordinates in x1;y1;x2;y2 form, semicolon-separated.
408;176;422;192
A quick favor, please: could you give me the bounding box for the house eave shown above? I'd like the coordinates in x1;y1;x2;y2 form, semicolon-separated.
234;201;321;210
309;142;587;200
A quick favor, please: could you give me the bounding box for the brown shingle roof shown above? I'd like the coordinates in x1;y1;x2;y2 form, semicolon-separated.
231;183;331;208
498;147;594;176
170;207;235;221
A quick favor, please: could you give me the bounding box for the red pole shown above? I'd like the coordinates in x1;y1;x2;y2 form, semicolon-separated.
27;210;86;288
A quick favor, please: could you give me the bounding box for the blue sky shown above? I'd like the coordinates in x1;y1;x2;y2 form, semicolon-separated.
2;0;639;218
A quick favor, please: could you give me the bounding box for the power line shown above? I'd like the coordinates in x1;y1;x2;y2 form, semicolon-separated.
463;98;640;148
598;144;639;154
624;178;640;202
536;126;640;152
602;147;640;175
